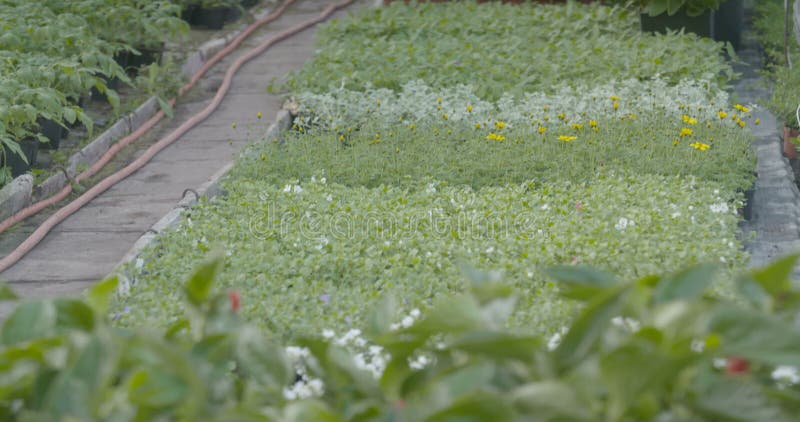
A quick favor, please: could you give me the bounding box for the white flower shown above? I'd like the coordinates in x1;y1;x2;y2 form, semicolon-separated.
671;212;681;219
690;339;705;353
541;204;549;210
426;183;437;194
410;308;421;318
283;184;303;193
409;355;430;370
322;329;335;339
712;358;727;369
401;316;414;328
320;177;326;184
614;217;634;231
709;202;729;213
485;246;495;254
611;316;641;332
547;327;568;351
772;366;800;387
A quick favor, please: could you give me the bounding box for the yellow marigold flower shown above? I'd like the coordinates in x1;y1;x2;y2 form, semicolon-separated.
475;123;482;129
718;110;727;119
755;117;761;125
589;119;598;128
339;134;345;141
737;119;746;128
610;95;619;101
437;105;442;111
538;126;547;135
437;97;442;104
673;139;679;146
442;113;449;120
558;135;577;142
543;115;550;121
409;123;416;130
256;111;262;119
466;104;473;113
689;141;710;151
612;101;619;111
543;105;549;111
734;104;750;113
681;114;698;124
494;121;507;129
557;113;566;120
571;123;584;130
487;132;506;141
232;122;237;129
679;127;693;137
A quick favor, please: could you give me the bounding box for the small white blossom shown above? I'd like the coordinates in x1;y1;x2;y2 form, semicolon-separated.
671;212;681;219
401;316;414;328
614;217;634;231
322;329;335;339
541;204;549;210
713;358;727;369
547;327;568;351
426;183;437;194
709;202;729;214
409;355;430;370
772;366;800;387
410;308;421;318
611;316;641;332
690;339;705;353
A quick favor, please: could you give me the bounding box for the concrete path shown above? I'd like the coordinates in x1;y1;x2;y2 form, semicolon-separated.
733;3;800;272
0;0;366;301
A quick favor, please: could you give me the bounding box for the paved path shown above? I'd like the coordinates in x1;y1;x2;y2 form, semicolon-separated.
733;2;800;272
0;0;365;301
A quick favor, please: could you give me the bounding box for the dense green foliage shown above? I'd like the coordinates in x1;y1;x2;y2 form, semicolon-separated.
7;256;800;420
282;1;736;100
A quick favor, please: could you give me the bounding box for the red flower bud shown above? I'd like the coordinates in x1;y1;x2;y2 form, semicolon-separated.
726;357;749;375
228;291;241;312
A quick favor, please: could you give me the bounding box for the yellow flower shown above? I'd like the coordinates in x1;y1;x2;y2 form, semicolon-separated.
737;118;746;128
557;113;566;120
558;135;577;142
538;126;547;135
589;119;598;128
734;104;750;113
475;123;482;129
339;134;345;142
437;97;442;104
689;141;710;151
466;104;473;113
494;121;507;129
231;122;237;129
487;132;506;141
672;139;679;146
437;105;442;111
610;95;619;101
681;114;698;124
612;101;619;111
442;113;449;120
256;111;262;119
543;105;549;111
543;115;550;121
679;127;693;137
571;123;584;130
755;117;761;125
409;123;416;130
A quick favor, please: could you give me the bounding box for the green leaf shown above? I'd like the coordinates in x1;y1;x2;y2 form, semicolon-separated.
53;299;95;332
157;96;173;119
511;381;592;420
235;326;291;388
653;264;718;304
741;253;799;298
692;376;792;422
0;283;18;301
127;368;188;409
86;276;119;315
365;295;397;338
2;301;57;346
426;391;514;422
710;306;800;366
546;265;619;301
184;255;223;306
407;295;485;337
554;284;630;372
283;400;342;422
449;331;540;361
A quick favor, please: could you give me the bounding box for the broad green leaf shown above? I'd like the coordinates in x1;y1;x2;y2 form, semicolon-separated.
554;285;630;372
2;301;57;346
127;368;188;409
407;295;485;337
157;97;174;119
710;306;800;366
692;376;792;422
53;299;95;332
653;264;717;304
511;381;592;420
741;253;800;298
546;265;619;301
86;276;119;315
283;400;342;422
184;255;223;306
365;295;397;338
235;326;291;388
449;331;539;361
426;391;514;422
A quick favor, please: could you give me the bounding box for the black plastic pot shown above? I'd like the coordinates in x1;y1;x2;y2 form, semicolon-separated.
3;138;39;177
38;118;65;150
241;0;259;8
191;6;234;30
713;0;743;51
640;9;712;38
128;46;163;70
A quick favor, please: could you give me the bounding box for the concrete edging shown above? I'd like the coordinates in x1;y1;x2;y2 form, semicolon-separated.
0;2;277;222
113;109;293;287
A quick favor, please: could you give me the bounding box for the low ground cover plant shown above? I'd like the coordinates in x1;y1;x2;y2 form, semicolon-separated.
7;255;800;420
281;1;737;100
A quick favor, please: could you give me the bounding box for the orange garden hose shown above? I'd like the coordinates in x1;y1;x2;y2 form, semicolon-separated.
0;0;356;273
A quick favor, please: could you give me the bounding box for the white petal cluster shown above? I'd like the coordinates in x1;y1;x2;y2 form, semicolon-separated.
614;217;634;231
611;316;641;333
709;202;730;214
547;326;568;351
283;346;324;401
772;366;800;388
283;184;303;194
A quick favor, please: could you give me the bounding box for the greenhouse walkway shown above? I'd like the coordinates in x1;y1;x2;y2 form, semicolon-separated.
0;0;365;307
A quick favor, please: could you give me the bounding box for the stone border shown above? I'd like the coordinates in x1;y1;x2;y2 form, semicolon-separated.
0;2;277;221
113;109;293;283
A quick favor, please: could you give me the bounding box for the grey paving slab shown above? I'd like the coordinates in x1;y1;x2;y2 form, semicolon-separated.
0;0;367;300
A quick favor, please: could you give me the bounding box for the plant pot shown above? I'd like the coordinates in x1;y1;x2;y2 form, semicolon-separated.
640;10;712;38
713;0;743;50
191;6;233;30
38;118;65;150
784;126;798;159
3;138;39;177
741;186;755;221
127;45;164;73
241;0;259;8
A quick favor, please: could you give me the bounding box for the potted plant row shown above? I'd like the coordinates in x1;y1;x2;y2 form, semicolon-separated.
180;0;257;30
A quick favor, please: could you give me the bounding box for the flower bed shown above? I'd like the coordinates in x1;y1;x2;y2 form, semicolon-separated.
112;1;756;340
